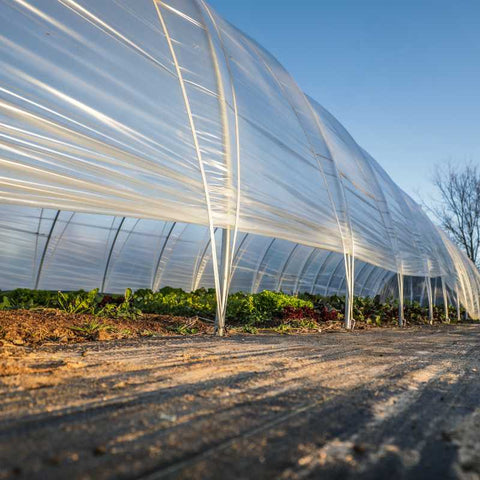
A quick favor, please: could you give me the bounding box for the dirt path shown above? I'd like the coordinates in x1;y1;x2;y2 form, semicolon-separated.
1;326;480;479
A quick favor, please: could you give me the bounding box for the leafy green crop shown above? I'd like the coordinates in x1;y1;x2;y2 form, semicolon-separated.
0;286;464;327
70;320;112;338
0;288;141;320
226;290;314;326
57;289;99;314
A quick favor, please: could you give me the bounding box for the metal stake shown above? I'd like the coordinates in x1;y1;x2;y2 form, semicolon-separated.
397;272;404;327
426;276;434;324
215;228;230;336
344;254;354;329
441;277;450;322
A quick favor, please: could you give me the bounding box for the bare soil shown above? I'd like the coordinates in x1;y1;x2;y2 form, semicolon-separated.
1;325;480;479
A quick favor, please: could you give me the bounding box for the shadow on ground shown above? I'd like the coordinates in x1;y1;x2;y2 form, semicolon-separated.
0;325;479;479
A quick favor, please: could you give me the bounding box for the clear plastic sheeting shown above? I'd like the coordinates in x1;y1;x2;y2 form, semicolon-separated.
0;0;479;321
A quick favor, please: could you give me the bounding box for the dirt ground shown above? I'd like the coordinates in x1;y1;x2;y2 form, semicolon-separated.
0;309;213;346
1;325;480;480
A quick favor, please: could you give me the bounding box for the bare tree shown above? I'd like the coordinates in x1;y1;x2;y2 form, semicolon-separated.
431;162;480;267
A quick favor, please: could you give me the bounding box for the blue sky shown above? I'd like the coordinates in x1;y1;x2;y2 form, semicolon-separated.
208;0;480;200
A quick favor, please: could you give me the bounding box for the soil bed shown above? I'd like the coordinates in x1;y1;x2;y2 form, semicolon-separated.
0;309;439;348
0;309;213;346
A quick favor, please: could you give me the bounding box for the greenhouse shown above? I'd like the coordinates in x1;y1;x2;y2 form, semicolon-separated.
1;0;479;334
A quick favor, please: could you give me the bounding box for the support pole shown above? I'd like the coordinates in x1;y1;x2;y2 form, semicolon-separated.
35;210;60;290
252;238;276;293
101;217;125;293
152;222;176;291
293;248;316;295
155;2;229;339
420;280;426;306
426;276;434;325
192;228;217;292
441;277;450;323
215;228;230;336
344;254;354;329
277;244;299;292
456;287;461;323
397;272;404;327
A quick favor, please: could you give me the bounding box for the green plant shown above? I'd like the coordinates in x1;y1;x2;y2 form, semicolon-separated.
242;324;258;334
0;296;13;310
0;286;463;327
57;289;99;314
0;289;58;310
226;291;315;326
289;318;319;330
167;323;198;335
274;323;292;334
133;287;216;318
97;288;142;320
70;320;112;338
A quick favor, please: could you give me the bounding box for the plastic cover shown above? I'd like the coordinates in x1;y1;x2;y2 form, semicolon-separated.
0;0;478;318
